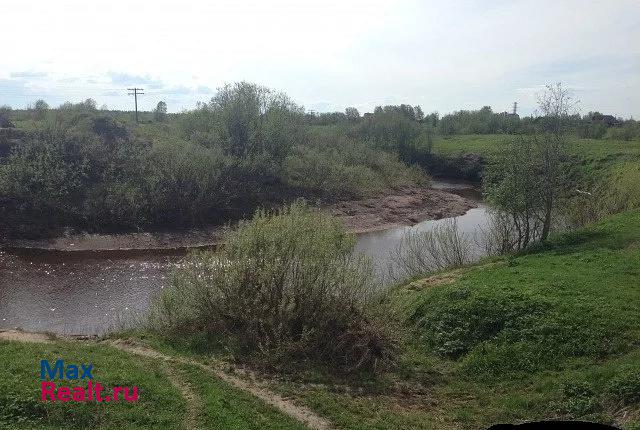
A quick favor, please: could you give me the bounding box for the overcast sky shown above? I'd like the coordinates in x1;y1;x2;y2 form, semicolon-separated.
1;0;639;117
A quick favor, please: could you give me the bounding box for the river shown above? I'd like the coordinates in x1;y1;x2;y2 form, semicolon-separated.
0;180;489;335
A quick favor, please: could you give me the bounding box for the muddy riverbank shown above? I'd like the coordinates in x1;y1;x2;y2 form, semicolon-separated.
0;180;484;335
327;186;476;233
3;185;477;252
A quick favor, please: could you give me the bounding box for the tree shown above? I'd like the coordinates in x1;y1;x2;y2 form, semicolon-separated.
82;98;97;111
154;101;168;122
345;107;360;122
414;105;424;121
33;99;49;120
485;83;577;248
536;83;577;240
208;82;304;160
485;136;545;251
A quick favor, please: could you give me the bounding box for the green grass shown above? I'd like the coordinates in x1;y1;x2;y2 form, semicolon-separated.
432;134;640;176
264;210;640;429
0;341;185;429
0;340;310;429
177;364;308;430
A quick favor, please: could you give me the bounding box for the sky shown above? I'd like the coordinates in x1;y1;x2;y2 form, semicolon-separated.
1;0;639;117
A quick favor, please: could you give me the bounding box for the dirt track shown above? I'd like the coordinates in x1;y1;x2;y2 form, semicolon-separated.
0;330;333;430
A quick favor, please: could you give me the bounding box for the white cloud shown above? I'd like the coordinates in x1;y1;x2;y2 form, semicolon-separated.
0;0;638;117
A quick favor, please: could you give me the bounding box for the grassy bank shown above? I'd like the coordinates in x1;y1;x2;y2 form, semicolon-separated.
264;209;640;429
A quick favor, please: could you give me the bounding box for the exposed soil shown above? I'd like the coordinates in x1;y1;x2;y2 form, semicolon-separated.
2;185;476;252
328;186;477;233
0;329;53;343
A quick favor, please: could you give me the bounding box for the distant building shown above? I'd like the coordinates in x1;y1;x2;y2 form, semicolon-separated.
499;111;519;119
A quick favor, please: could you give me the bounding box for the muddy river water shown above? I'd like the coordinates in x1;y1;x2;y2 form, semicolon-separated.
0;180;489;335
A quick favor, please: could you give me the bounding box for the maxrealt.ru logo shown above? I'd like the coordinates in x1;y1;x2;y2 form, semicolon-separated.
40;359;139;403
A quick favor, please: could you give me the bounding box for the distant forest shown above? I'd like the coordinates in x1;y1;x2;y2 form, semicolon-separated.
0;81;638;238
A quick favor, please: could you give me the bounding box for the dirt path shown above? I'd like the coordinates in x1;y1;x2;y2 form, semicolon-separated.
0;329;52;343
0;331;332;430
164;366;202;430
107;339;333;430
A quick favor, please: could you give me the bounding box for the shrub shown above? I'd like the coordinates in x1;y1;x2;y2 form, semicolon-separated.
283;131;425;200
179;82;306;161
390;218;472;280
0;105;15;128
350;107;432;164
608;121;640;141
149;201;395;373
577;122;607;139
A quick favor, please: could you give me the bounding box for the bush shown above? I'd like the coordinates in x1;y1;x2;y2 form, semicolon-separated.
143;140;227;226
350;107;432;164
608;122;640;141
0;106;14;128
179;82;306;161
0;116;150;234
390;218;472;280
149;202;395;373
437;106;523;135
283;134;424;200
577;122;607;139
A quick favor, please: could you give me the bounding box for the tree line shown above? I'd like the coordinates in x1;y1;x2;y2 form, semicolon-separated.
0;82;428;238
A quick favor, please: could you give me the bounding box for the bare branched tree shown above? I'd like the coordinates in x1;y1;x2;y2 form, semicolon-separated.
536;83;578;240
389;218;472;279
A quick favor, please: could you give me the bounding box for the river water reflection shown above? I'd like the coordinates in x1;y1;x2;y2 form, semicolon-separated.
0;180;489;335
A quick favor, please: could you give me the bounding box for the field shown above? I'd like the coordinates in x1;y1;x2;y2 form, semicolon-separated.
432;134;640;176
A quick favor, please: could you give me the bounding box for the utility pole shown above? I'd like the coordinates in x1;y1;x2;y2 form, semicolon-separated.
127;88;144;123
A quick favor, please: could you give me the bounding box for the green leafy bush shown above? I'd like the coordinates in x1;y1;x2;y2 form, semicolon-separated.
283;134;424;199
577;122;607;139
150;201;395;373
608;122;640;141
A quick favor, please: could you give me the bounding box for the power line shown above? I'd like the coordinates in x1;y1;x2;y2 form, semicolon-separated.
127;88;144;123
